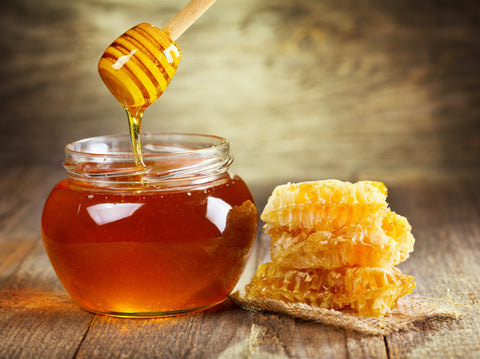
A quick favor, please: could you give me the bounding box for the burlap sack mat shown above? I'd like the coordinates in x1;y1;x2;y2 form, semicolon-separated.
229;291;463;336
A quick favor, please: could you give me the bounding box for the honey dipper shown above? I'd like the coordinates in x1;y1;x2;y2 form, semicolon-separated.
98;0;216;112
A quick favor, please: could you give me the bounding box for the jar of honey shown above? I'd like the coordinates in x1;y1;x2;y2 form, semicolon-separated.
41;133;258;317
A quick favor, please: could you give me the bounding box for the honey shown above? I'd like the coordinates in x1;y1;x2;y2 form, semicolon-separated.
98;23;181;167
41;133;258;316
126;108;145;167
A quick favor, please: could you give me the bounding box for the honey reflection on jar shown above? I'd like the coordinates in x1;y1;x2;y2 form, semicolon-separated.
41;133;258;317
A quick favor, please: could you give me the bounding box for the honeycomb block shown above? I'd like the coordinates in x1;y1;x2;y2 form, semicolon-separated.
245;262;415;317
245;180;416;317
268;210;415;269
261;180;389;231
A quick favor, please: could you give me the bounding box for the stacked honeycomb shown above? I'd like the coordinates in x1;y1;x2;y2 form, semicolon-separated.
245;180;415;316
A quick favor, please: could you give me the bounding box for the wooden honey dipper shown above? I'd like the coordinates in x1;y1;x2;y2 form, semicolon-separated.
98;0;216;112
97;0;216;167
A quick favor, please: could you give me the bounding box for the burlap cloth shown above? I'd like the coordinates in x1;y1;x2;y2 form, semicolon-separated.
229;291;463;335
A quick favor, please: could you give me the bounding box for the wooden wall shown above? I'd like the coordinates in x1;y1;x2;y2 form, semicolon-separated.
1;0;479;187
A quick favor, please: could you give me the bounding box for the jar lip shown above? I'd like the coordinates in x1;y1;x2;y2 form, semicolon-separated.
65;132;229;159
64;132;234;188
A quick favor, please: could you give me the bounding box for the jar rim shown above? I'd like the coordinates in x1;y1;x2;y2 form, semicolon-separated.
63;132;233;188
65;132;229;158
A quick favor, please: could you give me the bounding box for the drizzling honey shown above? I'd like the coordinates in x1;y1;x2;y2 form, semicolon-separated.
98;23;181;167
126;107;145;167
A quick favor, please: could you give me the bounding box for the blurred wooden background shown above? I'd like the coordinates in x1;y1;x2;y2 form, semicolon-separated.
1;2;480;357
1;0;479;187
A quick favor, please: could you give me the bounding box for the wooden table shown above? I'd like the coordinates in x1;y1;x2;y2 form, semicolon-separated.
1;0;480;357
1;167;479;358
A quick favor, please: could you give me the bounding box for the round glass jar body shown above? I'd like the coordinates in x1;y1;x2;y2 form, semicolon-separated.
41;133;258;317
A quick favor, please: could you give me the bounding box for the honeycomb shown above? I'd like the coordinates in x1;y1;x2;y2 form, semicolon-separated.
261;180;389;232
268;210;414;269
245;262;415;317
245;180;416;317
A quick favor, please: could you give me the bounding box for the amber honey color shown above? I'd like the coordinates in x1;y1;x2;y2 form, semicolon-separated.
41;174;257;316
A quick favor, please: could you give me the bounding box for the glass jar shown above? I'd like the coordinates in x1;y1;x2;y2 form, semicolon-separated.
41;133;258;317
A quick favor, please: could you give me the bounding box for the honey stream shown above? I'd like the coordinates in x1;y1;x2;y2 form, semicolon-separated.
126;108;146;168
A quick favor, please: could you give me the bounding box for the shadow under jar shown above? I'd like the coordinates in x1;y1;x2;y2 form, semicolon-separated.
41;133;258;317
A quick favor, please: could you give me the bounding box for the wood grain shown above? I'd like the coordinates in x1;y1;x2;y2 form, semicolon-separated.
0;166;94;359
0;0;478;185
0;170;479;358
384;178;480;359
0;241;94;359
1;0;480;357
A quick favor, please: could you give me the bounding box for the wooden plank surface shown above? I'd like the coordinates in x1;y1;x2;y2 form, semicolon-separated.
1;0;479;357
0;167;94;359
0;166;479;358
384;178;480;359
